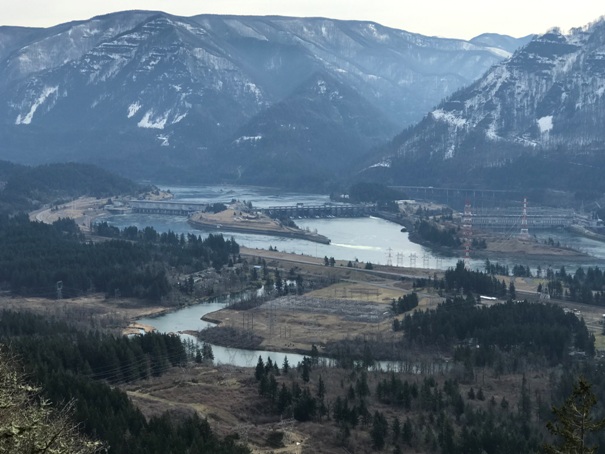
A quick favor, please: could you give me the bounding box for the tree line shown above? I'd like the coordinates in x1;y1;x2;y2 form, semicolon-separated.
401;297;594;365
0;215;239;301
413;220;461;248
253;346;544;453
0;161;143;215
0;310;250;454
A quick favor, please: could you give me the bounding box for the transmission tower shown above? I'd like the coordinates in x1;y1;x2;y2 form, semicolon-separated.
519;197;530;240
462;200;473;267
422;253;430;269
396;252;404;267
386;248;393;267
56;281;63;300
409;253;417;268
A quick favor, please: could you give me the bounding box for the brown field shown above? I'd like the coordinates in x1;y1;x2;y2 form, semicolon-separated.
0;293;167;334
119;358;553;454
121;365;310;454
21;197;605;452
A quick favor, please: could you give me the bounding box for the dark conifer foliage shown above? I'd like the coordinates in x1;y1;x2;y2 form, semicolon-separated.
0;311;250;454
0;161;143;214
0;216;239;300
443;261;507;297
391;292;419;315
414;220;461;249
402;297;594;363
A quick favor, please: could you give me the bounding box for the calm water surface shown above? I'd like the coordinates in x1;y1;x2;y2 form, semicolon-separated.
125;185;605;367
107;185;460;268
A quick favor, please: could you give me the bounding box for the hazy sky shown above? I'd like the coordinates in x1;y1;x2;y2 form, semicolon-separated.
2;1;604;40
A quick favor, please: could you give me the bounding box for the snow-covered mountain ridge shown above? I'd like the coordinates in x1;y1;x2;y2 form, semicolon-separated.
362;19;605;191
0;11;528;186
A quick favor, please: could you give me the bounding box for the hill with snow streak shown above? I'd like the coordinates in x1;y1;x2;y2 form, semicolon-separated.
0;11;526;187
362;19;605;192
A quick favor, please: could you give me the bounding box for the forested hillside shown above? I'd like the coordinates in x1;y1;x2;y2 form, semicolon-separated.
0;312;250;454
0;215;239;300
0;161;143;214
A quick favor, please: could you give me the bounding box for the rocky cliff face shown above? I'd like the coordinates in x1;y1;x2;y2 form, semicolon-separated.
0;11;523;186
363;20;605;191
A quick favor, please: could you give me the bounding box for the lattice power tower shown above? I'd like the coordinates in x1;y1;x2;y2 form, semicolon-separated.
462;201;473;266
519;197;530;240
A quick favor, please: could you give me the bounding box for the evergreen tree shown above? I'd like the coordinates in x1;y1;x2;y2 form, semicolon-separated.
317;375;326;399
371;411;388;450
282;356;290;374
255;356;265;381
392;416;401;443
402;418;413;446
519;375;531;423
543;377;605;454
509;281;517;299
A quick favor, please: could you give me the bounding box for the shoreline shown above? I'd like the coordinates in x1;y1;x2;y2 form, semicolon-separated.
187;217;331;245
568;225;605;243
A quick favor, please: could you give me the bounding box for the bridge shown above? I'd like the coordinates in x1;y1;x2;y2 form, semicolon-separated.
128;200;208;215
261;203;376;218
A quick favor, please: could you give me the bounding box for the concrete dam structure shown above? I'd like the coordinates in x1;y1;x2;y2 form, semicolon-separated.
261;204;376;218
128;200;208;215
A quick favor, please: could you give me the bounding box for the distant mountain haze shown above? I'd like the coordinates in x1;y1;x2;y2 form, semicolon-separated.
0;11;530;187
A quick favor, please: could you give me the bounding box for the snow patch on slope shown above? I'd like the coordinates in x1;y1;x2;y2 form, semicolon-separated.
367;24;389;42
172;113;187;124
138;110;168;129
368;159;391;169
15;86;58;125
234;135;262;144
317;80;327;94
537;115;553;134
157;134;170;146
485;47;511;58
127;102;141;118
431;109;467;128
485;122;500;140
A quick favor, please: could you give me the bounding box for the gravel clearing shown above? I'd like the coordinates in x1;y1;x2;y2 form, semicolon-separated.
261;295;390;323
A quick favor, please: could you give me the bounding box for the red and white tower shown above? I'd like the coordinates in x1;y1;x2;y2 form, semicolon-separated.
519;197;530;240
462;200;473;267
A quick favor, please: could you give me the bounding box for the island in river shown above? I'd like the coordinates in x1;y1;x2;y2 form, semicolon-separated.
188;202;331;244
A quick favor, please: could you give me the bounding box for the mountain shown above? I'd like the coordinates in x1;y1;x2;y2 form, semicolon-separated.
362;19;605;192
470;33;534;54
214;72;399;187
0;11;526;187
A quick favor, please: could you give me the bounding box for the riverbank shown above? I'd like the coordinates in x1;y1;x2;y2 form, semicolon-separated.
569;224;605;243
30;190;174;234
30;196;108;233
472;232;589;262
188;207;331;244
0;293;169;335
408;228;590;263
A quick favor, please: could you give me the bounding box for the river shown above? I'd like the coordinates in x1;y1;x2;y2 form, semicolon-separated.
137;293;448;374
123;185;605;369
107;185;462;270
136;293;308;368
106;185;605;271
